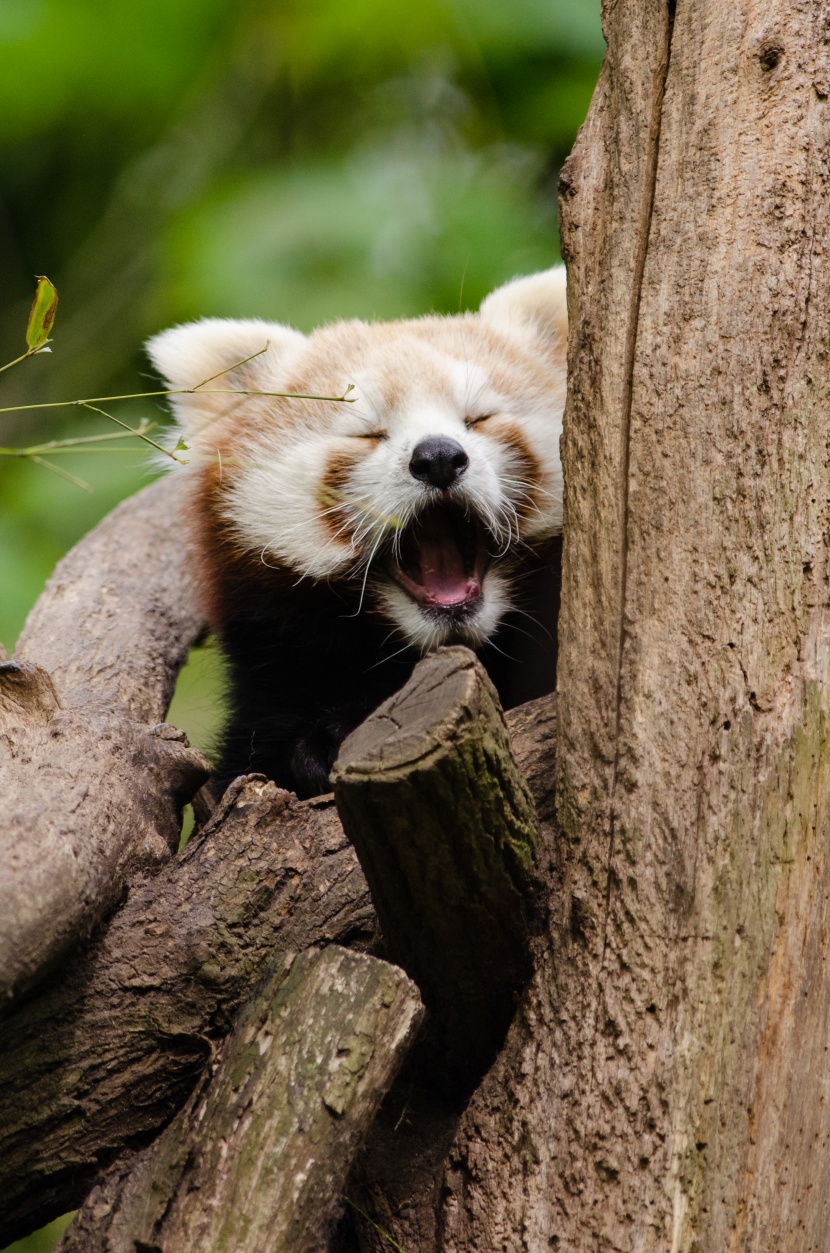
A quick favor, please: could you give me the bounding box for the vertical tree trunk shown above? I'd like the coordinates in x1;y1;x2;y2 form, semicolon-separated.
399;3;830;1250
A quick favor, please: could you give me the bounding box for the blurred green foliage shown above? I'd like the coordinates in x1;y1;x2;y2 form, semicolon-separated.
2;1217;72;1253
0;3;601;1245
0;0;603;649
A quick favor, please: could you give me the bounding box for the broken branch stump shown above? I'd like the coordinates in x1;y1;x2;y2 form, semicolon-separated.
0;686;558;1243
332;645;543;1085
59;947;423;1253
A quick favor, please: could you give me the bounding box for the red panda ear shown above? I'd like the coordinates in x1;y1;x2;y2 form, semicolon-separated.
479;266;568;347
146;318;307;438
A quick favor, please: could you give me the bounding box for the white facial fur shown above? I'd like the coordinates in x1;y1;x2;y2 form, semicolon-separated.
147;266;568;652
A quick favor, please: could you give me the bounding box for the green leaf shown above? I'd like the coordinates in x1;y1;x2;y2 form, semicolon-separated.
26;276;58;350
173;436;189;451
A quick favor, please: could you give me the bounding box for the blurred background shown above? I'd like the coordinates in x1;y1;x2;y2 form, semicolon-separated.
0;0;602;1244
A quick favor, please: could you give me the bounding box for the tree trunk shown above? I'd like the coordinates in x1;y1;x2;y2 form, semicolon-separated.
364;2;830;1249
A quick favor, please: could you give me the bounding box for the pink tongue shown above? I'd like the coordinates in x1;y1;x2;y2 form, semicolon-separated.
416;533;471;604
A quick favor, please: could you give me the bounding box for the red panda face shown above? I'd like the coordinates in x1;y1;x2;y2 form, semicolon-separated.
147;268;568;652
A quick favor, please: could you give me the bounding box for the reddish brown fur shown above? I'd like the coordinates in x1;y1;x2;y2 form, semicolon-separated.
484;421;545;523
318;447;364;542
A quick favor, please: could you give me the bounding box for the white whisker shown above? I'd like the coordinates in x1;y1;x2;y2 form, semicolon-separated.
508;605;555;642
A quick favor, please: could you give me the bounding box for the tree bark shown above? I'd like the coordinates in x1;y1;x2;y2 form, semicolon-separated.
333;646;544;1088
0;693;557;1244
0;475;211;1005
368;3;830;1251
0;779;374;1242
58;948;423;1253
0;661;208;1004
15;474;204;723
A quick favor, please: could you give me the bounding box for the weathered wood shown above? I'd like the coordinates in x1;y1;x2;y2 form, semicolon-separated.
503;692;557;827
0;658;209;1004
336;695;560;1253
0;474;210;1005
555;0;671;824
595;5;830;1246
58;948;423;1253
0;778;374;1243
333;646;543;1086
15;473;204;723
417;4;830;1252
0;651;557;1247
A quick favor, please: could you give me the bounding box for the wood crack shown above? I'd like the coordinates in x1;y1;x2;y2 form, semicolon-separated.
597;0;677;991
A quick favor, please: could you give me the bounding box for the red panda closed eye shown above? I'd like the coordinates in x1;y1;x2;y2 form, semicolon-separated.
147;267;568;798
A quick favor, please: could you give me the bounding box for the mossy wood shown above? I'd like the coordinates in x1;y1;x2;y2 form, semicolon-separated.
346;3;830;1250
58;948;423;1253
0;780;374;1242
333;646;543;1085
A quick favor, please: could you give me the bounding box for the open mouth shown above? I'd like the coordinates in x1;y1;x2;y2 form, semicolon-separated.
384;502;490;616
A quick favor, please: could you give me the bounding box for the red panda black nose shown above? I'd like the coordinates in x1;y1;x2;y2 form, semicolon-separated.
409;437;469;489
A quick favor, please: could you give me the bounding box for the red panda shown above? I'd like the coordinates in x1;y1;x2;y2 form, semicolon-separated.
147;267;567;798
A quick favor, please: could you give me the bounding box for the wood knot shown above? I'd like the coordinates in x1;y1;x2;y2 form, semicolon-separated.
0;660;62;728
558;160;578;199
757;41;783;73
